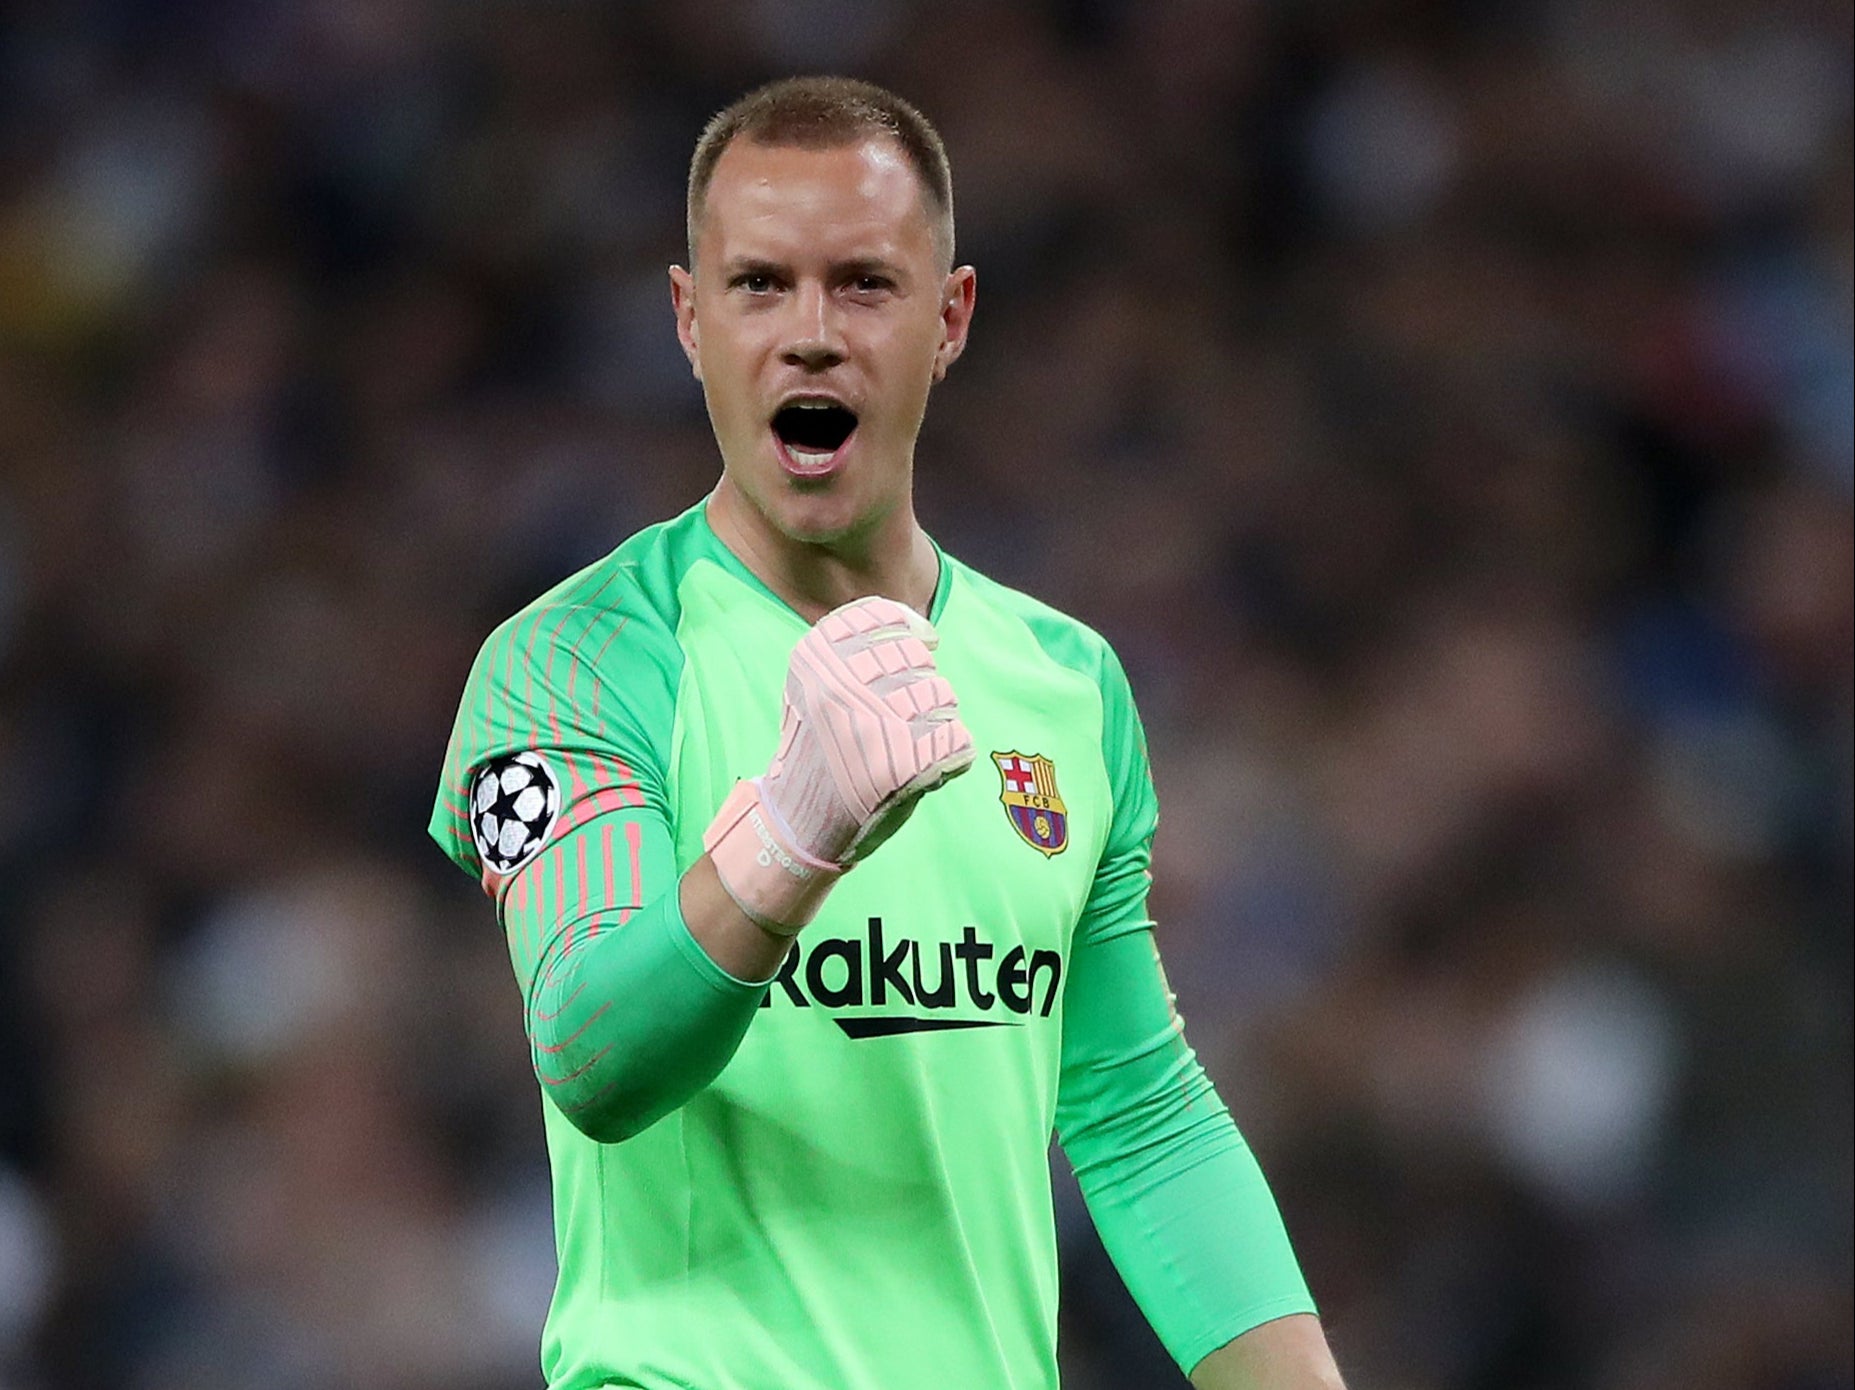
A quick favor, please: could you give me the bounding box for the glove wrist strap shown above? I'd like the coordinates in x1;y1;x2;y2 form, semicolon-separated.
702;779;843;936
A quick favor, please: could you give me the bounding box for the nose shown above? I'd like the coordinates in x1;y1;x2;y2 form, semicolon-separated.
780;281;845;372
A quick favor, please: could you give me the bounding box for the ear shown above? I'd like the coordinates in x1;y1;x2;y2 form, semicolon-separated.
932;266;976;383
669;265;702;380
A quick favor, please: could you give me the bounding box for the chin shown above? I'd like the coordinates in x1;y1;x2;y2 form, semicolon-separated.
774;495;872;547
723;454;899;550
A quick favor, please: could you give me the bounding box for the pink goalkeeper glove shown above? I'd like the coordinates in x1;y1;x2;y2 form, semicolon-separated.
703;596;975;934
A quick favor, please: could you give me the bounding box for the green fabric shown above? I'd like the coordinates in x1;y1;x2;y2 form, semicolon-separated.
970;565;1315;1372
430;500;1312;1389
522;822;766;1144
1056;925;1315;1374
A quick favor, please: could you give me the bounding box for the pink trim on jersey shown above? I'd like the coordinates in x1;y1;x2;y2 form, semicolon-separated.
520;610;543;750
532;1000;611;1053
551;785;642;840
570;834;591;950
502;616;527;758
600;821;618;914
552;842;568;941
623;820;643;925
586;618;629;725
610;758;646;806
511;868;534;965
540;602;593;749
557;1078;620;1116
532;982;585;1022
538;934;581;986
561;573;623;715
536;1045;612;1087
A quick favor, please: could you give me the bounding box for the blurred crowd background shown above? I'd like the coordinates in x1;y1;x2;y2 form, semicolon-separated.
0;1;1849;1388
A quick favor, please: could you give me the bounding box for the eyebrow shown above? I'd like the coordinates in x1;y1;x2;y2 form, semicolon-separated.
721;257;784;279
718;255;909;283
835;257;907;282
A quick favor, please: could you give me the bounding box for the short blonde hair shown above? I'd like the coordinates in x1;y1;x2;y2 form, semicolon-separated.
687;75;955;269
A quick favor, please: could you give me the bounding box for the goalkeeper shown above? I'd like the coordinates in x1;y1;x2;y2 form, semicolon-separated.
432;75;1345;1390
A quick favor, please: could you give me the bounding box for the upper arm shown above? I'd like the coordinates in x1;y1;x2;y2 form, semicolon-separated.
1055;638;1173;1139
429;593;682;987
1053;640;1217;1176
1075;640;1159;946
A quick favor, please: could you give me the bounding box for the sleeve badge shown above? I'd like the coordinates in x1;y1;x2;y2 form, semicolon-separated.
470;751;563;873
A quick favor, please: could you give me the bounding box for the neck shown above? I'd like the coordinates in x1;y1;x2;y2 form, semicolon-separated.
706;482;941;623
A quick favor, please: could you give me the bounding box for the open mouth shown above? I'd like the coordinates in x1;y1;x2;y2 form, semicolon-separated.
771;400;858;475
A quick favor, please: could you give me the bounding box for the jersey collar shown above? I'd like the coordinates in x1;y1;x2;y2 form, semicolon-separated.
694;495;954;628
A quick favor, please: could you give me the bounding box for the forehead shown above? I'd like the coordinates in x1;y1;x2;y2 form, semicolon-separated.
698;137;935;263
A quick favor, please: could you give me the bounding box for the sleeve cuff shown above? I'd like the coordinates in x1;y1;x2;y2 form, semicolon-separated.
661;875;790;993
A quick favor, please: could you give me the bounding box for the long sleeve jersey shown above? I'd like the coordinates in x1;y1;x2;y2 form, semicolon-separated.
430;500;1312;1390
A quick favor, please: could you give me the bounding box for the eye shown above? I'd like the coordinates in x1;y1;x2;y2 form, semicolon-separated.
848;273;895;297
731;271;780;294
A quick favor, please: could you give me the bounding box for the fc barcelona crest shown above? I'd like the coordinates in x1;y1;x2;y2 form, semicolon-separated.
992;751;1069;857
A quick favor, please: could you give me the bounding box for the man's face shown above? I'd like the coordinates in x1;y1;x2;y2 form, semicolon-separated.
671;137;974;548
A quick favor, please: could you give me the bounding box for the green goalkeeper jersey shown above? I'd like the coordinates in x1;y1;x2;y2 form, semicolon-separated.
431;501;1312;1390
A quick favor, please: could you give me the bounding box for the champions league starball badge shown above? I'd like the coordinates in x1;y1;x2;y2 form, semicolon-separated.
470;751;563;873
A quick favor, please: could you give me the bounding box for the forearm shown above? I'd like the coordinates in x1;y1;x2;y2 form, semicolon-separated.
680;853;799;981
1189;1314;1346;1390
524;858;777;1143
1076;1105;1317;1373
1058;925;1316;1375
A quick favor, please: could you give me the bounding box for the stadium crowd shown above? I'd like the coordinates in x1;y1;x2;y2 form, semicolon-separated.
0;2;1848;1387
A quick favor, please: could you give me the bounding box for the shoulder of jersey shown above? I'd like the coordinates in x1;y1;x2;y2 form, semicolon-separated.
943;554;1115;676
483;513;697;665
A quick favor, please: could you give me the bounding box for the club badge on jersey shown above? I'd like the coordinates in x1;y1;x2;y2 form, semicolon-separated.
991;751;1068;856
470;751;563;874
